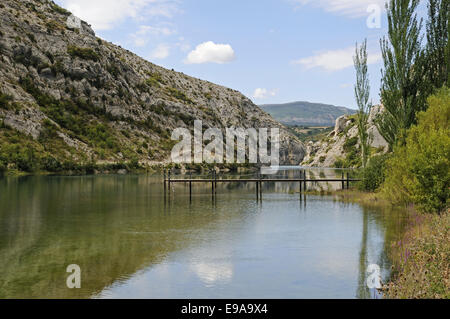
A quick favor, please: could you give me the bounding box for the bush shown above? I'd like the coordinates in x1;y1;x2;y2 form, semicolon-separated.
0;160;6;175
382;87;450;213
0;92;13;109
42;156;62;172
343;136;358;153
358;154;390;191
67;46;100;62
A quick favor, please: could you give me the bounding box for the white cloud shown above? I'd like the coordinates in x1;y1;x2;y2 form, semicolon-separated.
291;0;386;18
184;41;235;64
293;46;382;71
131;25;175;47
150;44;170;59
252;88;279;99
59;0;179;30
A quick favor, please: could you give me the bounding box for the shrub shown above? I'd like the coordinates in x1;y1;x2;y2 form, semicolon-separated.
0;160;5;175
333;157;345;168
382;87;450;213
42;156;62;172
51;3;71;15
0;92;13;109
343;136;358;153
166;87;194;104
358;154;390;191
67;46;100;62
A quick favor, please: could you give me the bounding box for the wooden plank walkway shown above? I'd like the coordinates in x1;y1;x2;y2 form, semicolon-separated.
166;178;361;183
164;170;360;201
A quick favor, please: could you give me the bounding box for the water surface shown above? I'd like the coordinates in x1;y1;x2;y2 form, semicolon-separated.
0;174;407;299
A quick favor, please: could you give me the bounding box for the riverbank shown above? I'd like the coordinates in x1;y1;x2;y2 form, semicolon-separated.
0;162;258;177
383;210;449;298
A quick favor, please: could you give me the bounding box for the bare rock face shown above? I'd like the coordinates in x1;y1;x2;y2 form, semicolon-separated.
334;115;348;136
301;106;388;168
0;0;305;165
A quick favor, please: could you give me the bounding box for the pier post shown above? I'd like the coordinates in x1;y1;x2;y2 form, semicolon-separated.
303;170;307;192
214;170;217;196
163;170;167;196
189;172;192;201
168;170;171;191
299;170;302;199
342;172;345;190
346;172;350;190
211;170;215;198
256;179;259;200
259;173;262;200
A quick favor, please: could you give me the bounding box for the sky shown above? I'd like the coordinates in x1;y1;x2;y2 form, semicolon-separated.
54;0;428;109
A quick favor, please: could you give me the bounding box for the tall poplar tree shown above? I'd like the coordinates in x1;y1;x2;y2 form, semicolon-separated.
353;40;372;168
377;0;425;149
426;0;449;89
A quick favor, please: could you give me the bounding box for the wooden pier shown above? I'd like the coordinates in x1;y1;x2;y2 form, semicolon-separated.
164;170;360;200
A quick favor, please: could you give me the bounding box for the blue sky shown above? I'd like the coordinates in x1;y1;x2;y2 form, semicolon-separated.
55;0;428;109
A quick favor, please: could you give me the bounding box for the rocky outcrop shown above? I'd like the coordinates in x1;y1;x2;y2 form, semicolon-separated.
301;105;388;168
0;0;305;167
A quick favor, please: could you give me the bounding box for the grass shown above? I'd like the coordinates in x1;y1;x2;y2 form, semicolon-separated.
383;210;449;299
333;189;391;209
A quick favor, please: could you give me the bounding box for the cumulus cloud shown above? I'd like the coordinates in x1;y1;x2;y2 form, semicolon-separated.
252;88;279;99
291;0;386;18
150;43;170;59
59;0;179;30
293;46;382;71
184;41;235;64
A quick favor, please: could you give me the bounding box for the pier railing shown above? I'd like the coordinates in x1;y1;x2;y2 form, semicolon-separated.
164;170;361;200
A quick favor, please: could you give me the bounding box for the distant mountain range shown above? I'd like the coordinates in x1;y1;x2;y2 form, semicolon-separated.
260;101;356;127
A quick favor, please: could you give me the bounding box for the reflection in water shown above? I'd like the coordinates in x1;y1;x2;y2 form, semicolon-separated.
0;174;408;299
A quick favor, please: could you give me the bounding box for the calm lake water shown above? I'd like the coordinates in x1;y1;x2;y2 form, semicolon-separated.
0;172;408;299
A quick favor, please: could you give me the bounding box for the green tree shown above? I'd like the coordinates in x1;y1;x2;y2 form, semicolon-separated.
426;0;449;89
377;0;426;150
382;87;449;213
353;39;372;168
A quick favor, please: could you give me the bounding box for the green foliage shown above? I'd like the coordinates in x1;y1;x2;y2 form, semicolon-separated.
289;126;333;143
385;212;450;298
45;20;64;33
377;0;427;149
353;39;372;168
19;76;119;152
51;3;71;15
426;0;449;89
145;72;164;87
67;46;100;62
343;136;358;153
382;88;450;213
166;87;194;104
0;91;13;110
0;160;5;175
358;154;390;191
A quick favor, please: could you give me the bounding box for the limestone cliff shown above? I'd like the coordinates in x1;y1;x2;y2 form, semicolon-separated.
0;0;304;172
301;105;388;168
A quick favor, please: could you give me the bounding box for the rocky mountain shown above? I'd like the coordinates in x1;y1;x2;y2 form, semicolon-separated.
0;0;304;173
302;105;389;168
260;101;357;127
